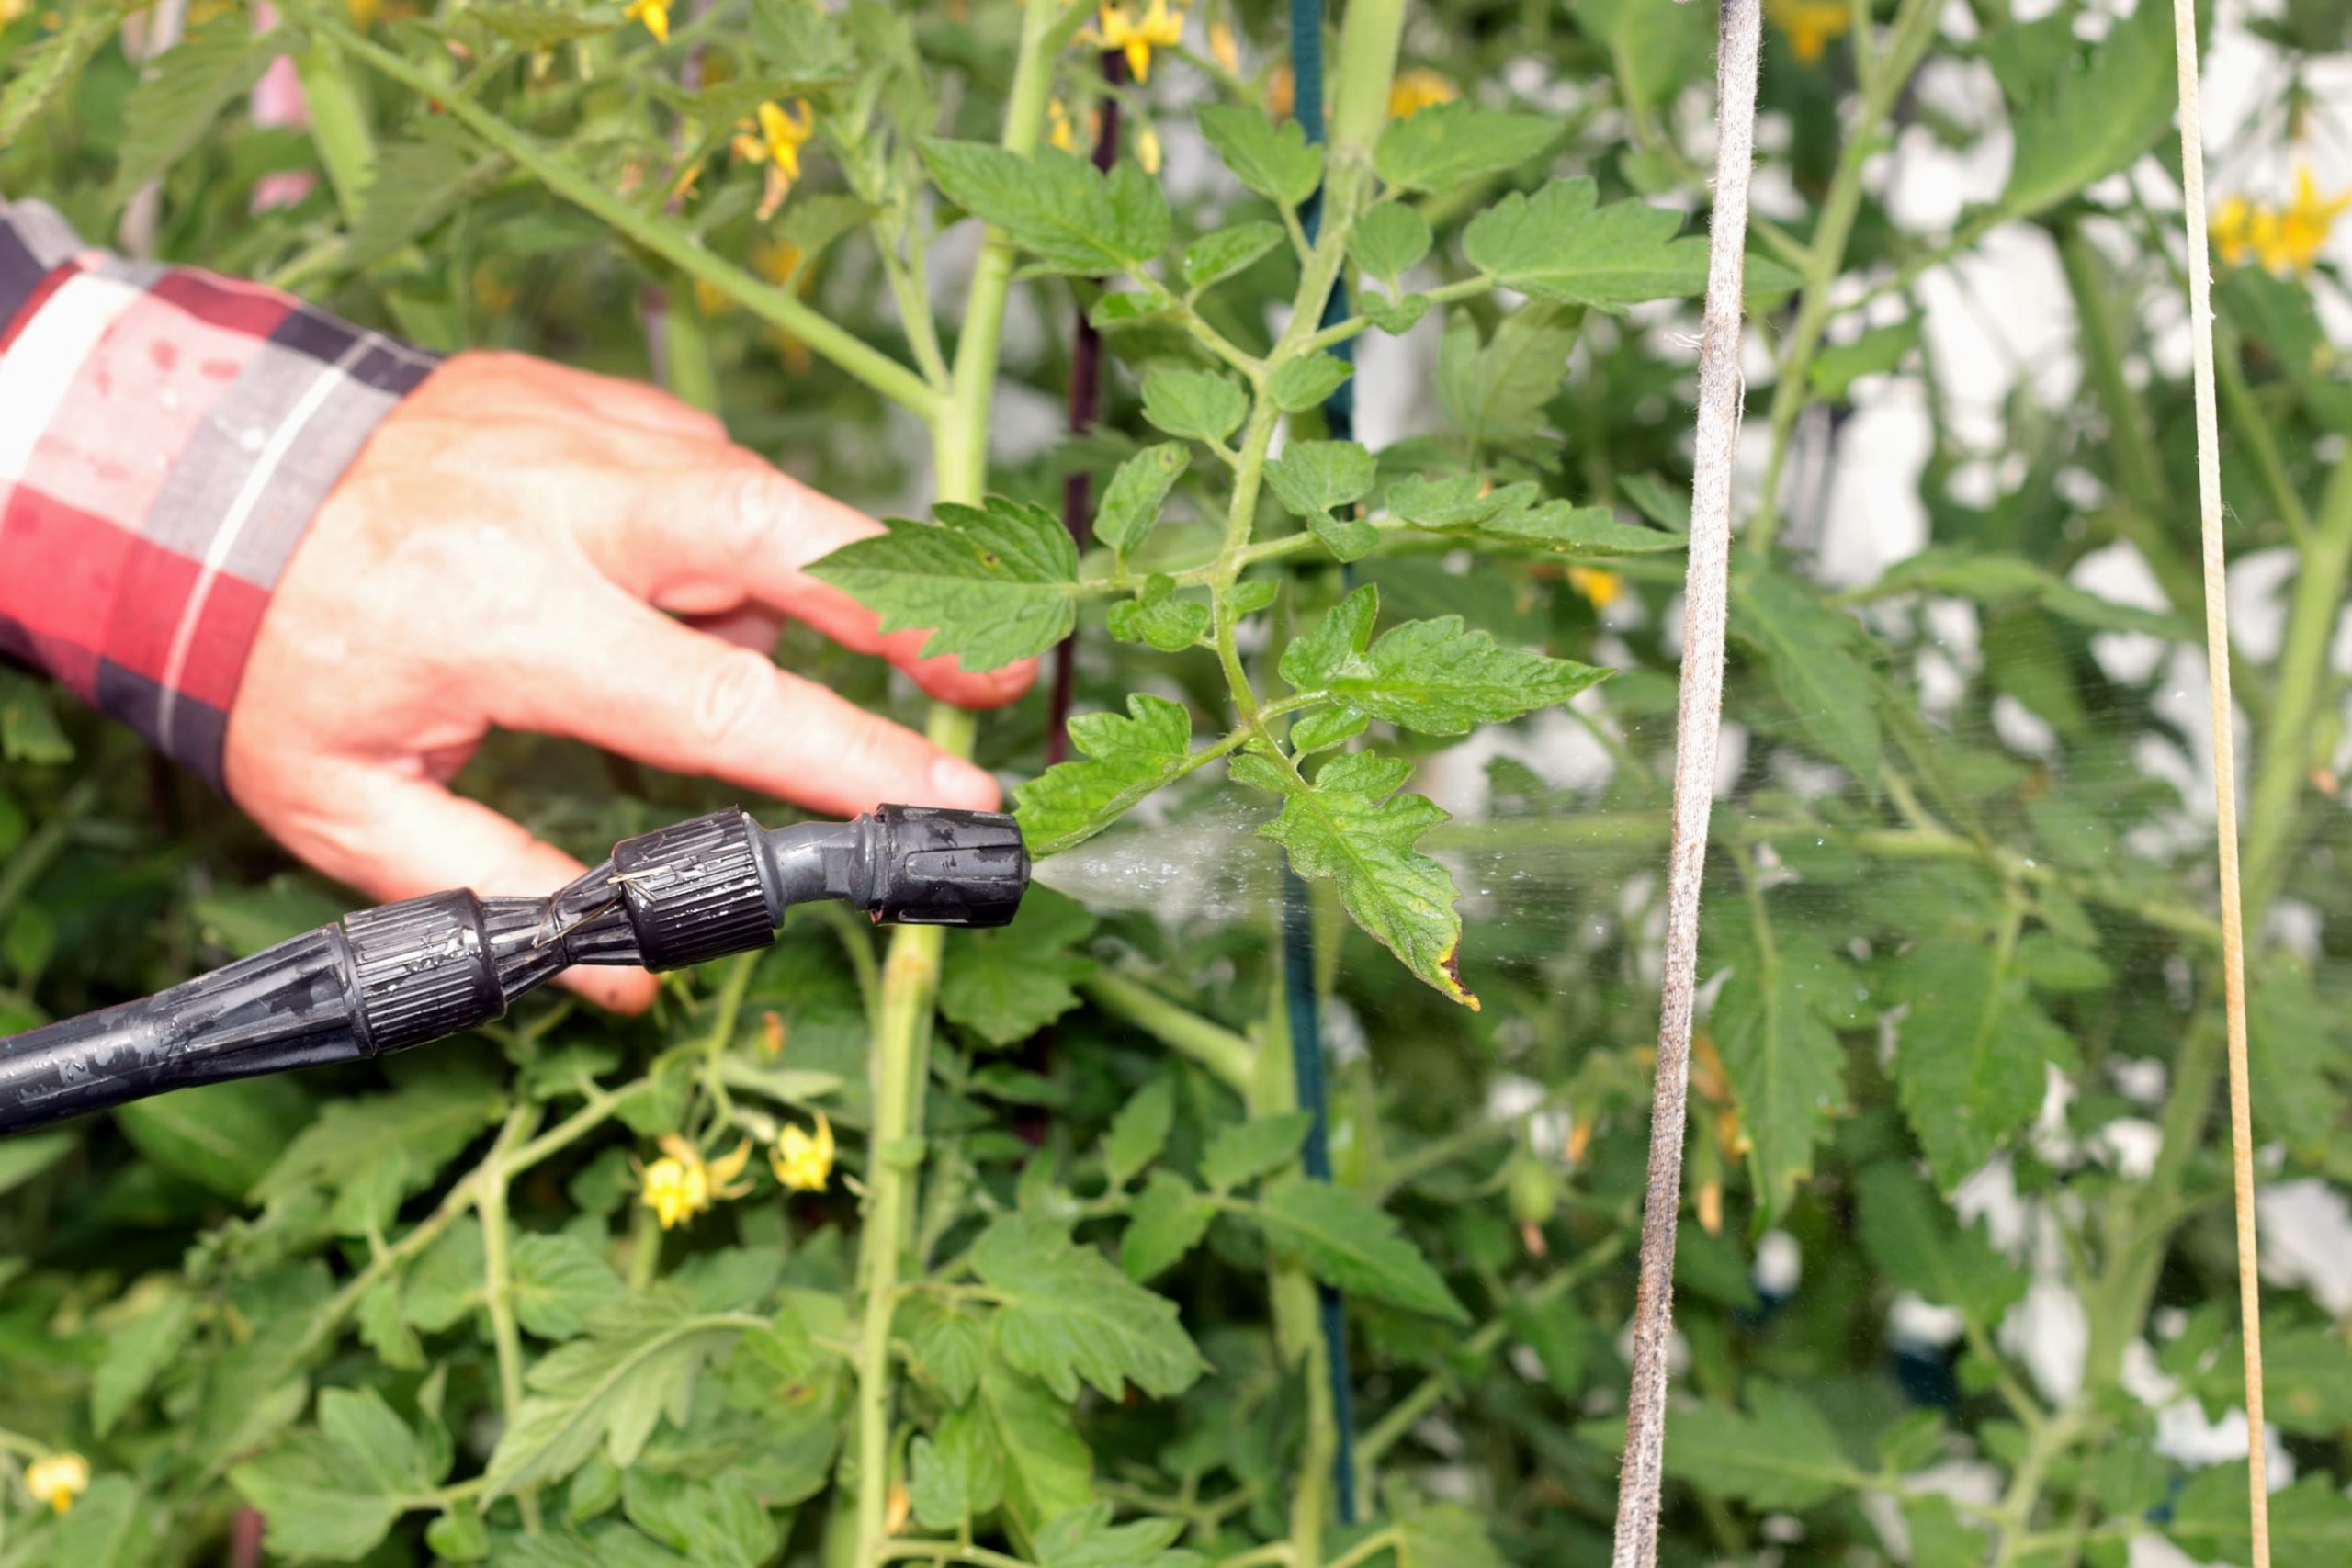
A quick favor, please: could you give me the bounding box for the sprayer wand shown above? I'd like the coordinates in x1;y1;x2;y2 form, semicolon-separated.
0;805;1029;1135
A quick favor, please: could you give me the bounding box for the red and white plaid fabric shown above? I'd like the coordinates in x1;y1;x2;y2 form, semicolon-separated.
0;197;436;791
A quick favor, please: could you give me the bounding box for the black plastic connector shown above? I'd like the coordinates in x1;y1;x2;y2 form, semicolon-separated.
0;804;1028;1134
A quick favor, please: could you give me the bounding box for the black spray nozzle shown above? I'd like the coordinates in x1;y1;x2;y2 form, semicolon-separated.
0;804;1030;1134
760;804;1029;930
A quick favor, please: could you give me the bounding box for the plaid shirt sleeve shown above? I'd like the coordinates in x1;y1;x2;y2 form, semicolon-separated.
0;197;438;792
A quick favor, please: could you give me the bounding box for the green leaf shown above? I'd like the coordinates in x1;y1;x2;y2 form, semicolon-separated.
1102;1078;1176;1189
2196;1325;2352;1438
1200;1111;1314;1192
1904;1495;1991;1568
1396;1499;1507;1568
1892;940;2077;1188
748;0;860;80
1436;306;1577;446
2000;0;2174;220
1015;694;1196;856
425;1504;491;1562
939;889;1098;1047
1181;222;1286;290
193;877;343;957
0;3;130;150
2246;958;2348;1164
1618;472;1691;532
978;1359;1094;1533
1359;291;1432;334
922;141;1170;275
1265;441;1379;518
406;1215;487;1333
1261;752;1473;1007
1254;1178;1466;1322
1141;368;1249;444
1034;1501;1194;1568
1856;1165;2027;1329
1282;585;1609;735
47;1478;164;1568
972;1213;1204;1401
348;138;502;268
253;1066;504;1232
1349;204;1432;284
1809;319;1924;398
909;1434;973;1531
809;496;1079;671
469;2;625;48
1660;1383;1857;1509
1094;443;1192;559
1464;178;1708;311
1267;354;1356;413
620;1472;777;1568
1374;102;1557;192
484;1297;752;1496
510;1232;628;1341
232;1389;446;1562
1863;547;2183;638
1122;1172;1216;1282
114;17;283;200
1199;105;1323;208
1107;575;1213;653
93;1290;195;1437
0;1127;74;1199
1311;513;1382;562
1475;501;1683;555
1732;570;1883;788
0;670;74;764
910;1310;987;1407
117;1076;310;1200
2170;1464;2352;1568
1711;931;1847;1224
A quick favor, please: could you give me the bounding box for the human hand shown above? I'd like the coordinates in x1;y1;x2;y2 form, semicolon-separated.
223;351;1032;1010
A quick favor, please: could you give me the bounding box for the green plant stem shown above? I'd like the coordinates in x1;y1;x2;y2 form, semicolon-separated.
324;22;944;421
849;6;1066;1562
1320;1528;1403;1568
293;38;377;223
661;285;721;414
1746;0;1942;556
1077;971;1257;1090
2052;223;2202;616
476;1105;544;1532
2243;452;2352;915
876;1543;1036;1568
2214;326;2312;546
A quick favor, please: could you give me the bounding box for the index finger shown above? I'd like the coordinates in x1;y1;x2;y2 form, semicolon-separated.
582;448;1038;708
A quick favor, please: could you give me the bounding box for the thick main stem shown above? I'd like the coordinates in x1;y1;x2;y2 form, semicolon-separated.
849;6;1066;1564
1611;2;1760;1564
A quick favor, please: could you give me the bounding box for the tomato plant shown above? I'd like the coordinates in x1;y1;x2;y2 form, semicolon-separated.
3;1;2351;1565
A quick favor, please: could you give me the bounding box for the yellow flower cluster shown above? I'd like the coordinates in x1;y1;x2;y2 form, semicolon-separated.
1386;68;1458;120
636;1114;836;1229
24;1453;87;1516
1097;0;1184;83
1768;0;1851;64
2212;167;2350;276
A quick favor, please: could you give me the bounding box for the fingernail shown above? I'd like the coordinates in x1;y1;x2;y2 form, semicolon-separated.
933;757;999;807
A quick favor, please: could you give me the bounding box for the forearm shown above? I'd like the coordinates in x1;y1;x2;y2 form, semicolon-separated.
0;196;435;790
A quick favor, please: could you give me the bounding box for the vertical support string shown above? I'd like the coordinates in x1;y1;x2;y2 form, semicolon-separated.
1609;1;1760;1564
2167;2;2270;1561
1284;0;1358;1528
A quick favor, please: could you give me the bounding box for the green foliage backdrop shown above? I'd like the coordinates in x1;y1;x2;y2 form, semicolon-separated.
3;0;2351;1564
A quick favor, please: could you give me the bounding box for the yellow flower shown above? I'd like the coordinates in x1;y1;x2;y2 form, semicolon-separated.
1098;0;1184;83
1386;68;1458;120
734;100;815;180
24;1453;88;1516
771;1111;836;1192
1266;62;1295;121
2211;195;2261;266
1768;0;1850;64
1136;124;1164;175
1047;98;1077;153
624;0;669;44
2267;164;2351;275
638;1136;753;1230
1568;567;1623;609
1207;18;1239;74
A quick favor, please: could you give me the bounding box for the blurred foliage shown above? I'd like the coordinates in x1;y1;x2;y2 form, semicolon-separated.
3;0;2352;1564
